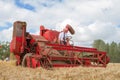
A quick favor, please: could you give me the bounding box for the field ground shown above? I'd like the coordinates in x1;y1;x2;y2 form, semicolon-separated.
0;60;120;80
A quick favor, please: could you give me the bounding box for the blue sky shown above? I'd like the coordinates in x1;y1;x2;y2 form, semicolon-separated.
14;0;35;11
0;0;120;46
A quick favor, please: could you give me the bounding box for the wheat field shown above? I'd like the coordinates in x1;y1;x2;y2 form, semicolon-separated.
0;60;120;80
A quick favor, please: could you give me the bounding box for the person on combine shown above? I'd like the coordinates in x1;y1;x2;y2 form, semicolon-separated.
58;24;75;45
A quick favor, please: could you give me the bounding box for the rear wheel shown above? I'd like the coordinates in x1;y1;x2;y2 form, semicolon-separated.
40;55;53;69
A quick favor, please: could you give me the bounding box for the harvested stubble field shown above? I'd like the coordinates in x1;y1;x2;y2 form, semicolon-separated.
0;60;120;80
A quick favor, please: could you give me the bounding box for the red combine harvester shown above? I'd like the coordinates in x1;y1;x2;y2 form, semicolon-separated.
10;21;109;69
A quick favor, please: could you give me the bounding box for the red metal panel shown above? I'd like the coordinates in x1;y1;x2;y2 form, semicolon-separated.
43;30;60;42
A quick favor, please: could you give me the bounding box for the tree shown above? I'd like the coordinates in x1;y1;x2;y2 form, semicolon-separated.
108;41;118;62
105;43;109;54
0;41;10;60
93;39;106;51
93;40;120;63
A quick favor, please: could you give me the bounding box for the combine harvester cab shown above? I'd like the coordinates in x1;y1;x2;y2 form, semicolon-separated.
10;21;110;69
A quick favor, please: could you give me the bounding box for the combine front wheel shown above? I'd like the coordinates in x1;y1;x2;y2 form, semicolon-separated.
22;53;33;68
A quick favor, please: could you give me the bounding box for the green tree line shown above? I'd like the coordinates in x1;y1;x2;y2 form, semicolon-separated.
93;39;120;63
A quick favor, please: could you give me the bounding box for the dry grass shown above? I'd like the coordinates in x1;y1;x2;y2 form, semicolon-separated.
0;60;120;80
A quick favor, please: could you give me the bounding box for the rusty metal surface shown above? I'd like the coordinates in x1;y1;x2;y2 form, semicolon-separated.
31;35;48;42
13;21;26;37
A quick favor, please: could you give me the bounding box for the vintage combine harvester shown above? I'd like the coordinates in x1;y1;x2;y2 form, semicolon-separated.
10;21;109;69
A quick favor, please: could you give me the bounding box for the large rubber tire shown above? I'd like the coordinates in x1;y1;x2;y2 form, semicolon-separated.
22;53;32;67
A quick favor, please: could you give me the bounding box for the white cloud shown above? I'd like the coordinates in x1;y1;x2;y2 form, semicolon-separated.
0;27;12;41
0;0;120;46
55;19;74;31
77;21;117;41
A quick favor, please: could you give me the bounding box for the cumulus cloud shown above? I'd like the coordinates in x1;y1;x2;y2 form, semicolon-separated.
0;0;120;46
0;27;13;41
75;21;116;41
